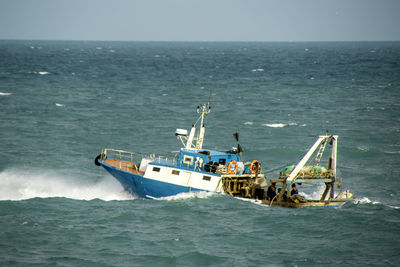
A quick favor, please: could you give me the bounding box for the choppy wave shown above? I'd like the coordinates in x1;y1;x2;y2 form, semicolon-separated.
352;197;400;209
299;184;328;200
0;169;133;201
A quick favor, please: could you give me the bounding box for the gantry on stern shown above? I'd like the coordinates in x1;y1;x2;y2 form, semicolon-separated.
263;134;354;208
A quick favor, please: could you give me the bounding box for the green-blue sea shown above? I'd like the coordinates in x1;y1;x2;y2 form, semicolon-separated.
1;40;400;266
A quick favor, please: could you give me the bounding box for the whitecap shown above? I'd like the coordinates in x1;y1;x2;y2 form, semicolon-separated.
383;150;400;154
55;103;64;107
251;68;264;72
357;146;369;152
0;169;134;201
262;123;286;128
38;71;50;75
244;121;253;125
288;122;298;126
0;92;11;96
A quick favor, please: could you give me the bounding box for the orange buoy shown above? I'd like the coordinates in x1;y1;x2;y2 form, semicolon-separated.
227;160;238;174
250;160;261;174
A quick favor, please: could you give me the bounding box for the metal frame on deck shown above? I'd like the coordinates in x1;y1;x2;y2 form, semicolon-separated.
272;135;341;204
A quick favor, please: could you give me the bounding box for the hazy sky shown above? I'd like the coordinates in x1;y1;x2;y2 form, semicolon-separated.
0;0;399;41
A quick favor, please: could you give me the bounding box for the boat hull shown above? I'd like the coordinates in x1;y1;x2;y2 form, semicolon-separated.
100;160;202;198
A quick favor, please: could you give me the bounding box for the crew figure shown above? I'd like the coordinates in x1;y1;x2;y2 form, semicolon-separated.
266;183;277;201
291;183;299;195
277;188;287;202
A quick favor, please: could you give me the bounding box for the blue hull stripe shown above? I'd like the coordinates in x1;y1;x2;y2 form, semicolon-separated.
100;161;203;198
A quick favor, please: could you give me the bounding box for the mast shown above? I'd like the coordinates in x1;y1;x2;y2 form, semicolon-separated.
185;125;196;149
195;103;210;149
180;103;211;150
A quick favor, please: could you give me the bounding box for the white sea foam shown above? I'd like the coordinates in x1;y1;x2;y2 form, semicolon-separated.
55;103;64;107
0;92;11;96
0;170;134;201
244;121;253;125
234;196;266;207
38;71;50;75
353;197;380;205
251;68;264;72
263;123;286;128
157;191;216;201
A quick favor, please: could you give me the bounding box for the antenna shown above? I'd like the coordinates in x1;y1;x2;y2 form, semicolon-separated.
233;132;243;153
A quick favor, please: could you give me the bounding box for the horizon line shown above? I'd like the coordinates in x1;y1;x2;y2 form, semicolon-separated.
1;38;400;43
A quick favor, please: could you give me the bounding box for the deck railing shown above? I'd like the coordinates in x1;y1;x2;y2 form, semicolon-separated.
101;148;145;163
101;148;178;166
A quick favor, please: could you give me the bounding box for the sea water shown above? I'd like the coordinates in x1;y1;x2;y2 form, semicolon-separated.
1;40;399;266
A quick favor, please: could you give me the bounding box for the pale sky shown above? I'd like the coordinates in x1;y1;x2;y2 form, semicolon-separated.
0;0;399;41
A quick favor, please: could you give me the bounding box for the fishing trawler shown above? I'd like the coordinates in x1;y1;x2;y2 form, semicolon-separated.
95;103;353;207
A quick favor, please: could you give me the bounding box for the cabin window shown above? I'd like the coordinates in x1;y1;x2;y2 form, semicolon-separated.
172;170;180;175
152;167;160;172
219;158;226;165
183;155;193;165
202;175;211;181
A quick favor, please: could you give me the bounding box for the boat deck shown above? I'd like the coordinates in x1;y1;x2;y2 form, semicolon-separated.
104;159;145;176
